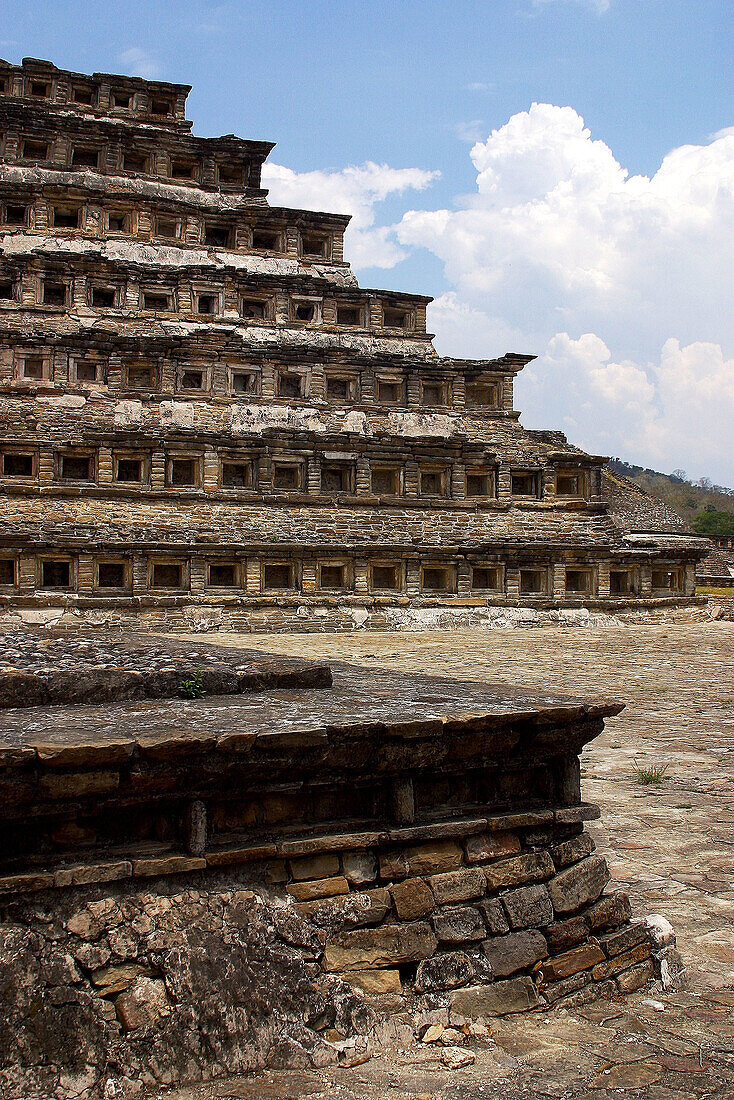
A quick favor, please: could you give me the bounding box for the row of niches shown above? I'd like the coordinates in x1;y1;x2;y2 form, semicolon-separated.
0;271;422;334
0;444;594;503
0;67;187;124
0;130;253;190
0;196;342;260
0;552;687;598
4;352;504;411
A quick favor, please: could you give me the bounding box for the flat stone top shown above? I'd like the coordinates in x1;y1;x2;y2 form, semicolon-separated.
0;631;622;754
0;630;318;675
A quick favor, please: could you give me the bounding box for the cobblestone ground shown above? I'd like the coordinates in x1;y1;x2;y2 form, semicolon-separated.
163;617;734;1100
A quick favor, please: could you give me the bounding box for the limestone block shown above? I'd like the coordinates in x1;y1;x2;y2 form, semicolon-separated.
432;905;486;945
390;877;435;920
615;959;654;994
380;840;463;880
322;921;437;971
550;832;595;869
484;852;554;891
289;853;340;881
429;868;486;905
286;876;350;902
545;915;588;954
450;975;539;1017
477;898;510;935
598;922;648;958
547;855;611;915
591;942;651;981
464;831;521;864
541;943;606;982
542;970;591;1004
501;885;554;930
295;888;390;928
115;976;172;1031
345;969;402;995
482;930;548;978
585;891;631;931
415;951;474;993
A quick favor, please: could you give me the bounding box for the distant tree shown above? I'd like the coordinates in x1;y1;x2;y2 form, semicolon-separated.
692;510;734;536
671;468;687;482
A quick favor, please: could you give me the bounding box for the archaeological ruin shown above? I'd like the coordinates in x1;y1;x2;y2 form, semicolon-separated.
0;57;709;634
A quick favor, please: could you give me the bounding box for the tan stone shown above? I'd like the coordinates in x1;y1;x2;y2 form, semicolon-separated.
484;852;554;891
53;861;132;888
322;921;437;971
39;770;119;799
450;976;539;1017
344;969;402;995
615;958;654;993
390;877;435;920
464;831;521;864
547;855;610;915
115;976;172;1031
131;855;206;877
429;868;486;904
286;876;350;901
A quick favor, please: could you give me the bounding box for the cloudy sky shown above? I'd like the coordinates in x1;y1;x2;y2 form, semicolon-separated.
6;0;733;482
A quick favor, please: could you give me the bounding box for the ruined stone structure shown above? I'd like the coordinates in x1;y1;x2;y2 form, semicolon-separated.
0;633;680;1098
0;58;709;633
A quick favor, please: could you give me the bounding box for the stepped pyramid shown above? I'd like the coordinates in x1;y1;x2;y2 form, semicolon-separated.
0;58;707;632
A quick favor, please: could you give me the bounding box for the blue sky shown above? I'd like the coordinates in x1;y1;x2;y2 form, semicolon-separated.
2;0;733;482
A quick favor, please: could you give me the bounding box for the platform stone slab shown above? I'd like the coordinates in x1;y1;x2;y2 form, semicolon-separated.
429;868;486;905
484;851;554;891
464;831;521;864
541;942;606;982
450;976;539;1017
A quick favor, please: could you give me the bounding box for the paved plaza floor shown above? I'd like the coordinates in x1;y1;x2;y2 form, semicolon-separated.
163;617;734;1097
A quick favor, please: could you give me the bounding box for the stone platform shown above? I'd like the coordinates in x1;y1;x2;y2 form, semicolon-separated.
0;630;332;707
0;632;665;1100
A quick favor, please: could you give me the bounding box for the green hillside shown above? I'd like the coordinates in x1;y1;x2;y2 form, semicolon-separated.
607;460;734;536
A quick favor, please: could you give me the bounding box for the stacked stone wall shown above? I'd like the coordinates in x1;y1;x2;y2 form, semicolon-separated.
0;818;654;1099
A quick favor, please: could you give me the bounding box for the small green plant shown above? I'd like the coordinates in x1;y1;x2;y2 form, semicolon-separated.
634;761;669;786
179;667;206;699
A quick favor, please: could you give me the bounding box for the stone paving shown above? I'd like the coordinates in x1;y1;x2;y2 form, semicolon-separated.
160;615;734;1099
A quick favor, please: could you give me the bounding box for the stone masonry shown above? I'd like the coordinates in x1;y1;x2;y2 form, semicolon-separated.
0;57;709;633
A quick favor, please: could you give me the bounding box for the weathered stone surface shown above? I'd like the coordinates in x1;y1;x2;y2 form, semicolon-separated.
591;941;652;981
482;930;548;978
464;831;521;864
541;942;605;982
390;877;435;920
131;855;207;878
502;885;554;930
429;868;486;905
295;888;390;929
450;976;539;1017
322;921;437;971
53;861;132;888
344;968;402;995
286;876;350;902
545;915;589;954
585;891;632;931
598;921;648;958
342;851;378;886
381;841;463;881
547;855;611;915
115;975;172;1030
415;951;474;993
550;832;595;869
478;898;510;935
432;906;486;945
615;959;654;993
39;770;120;799
484;852;554;891
541;970;591;1004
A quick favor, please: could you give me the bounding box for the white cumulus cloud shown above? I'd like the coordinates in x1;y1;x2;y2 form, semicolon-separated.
391;103;734;482
117;48;161;80
262;161;439;269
